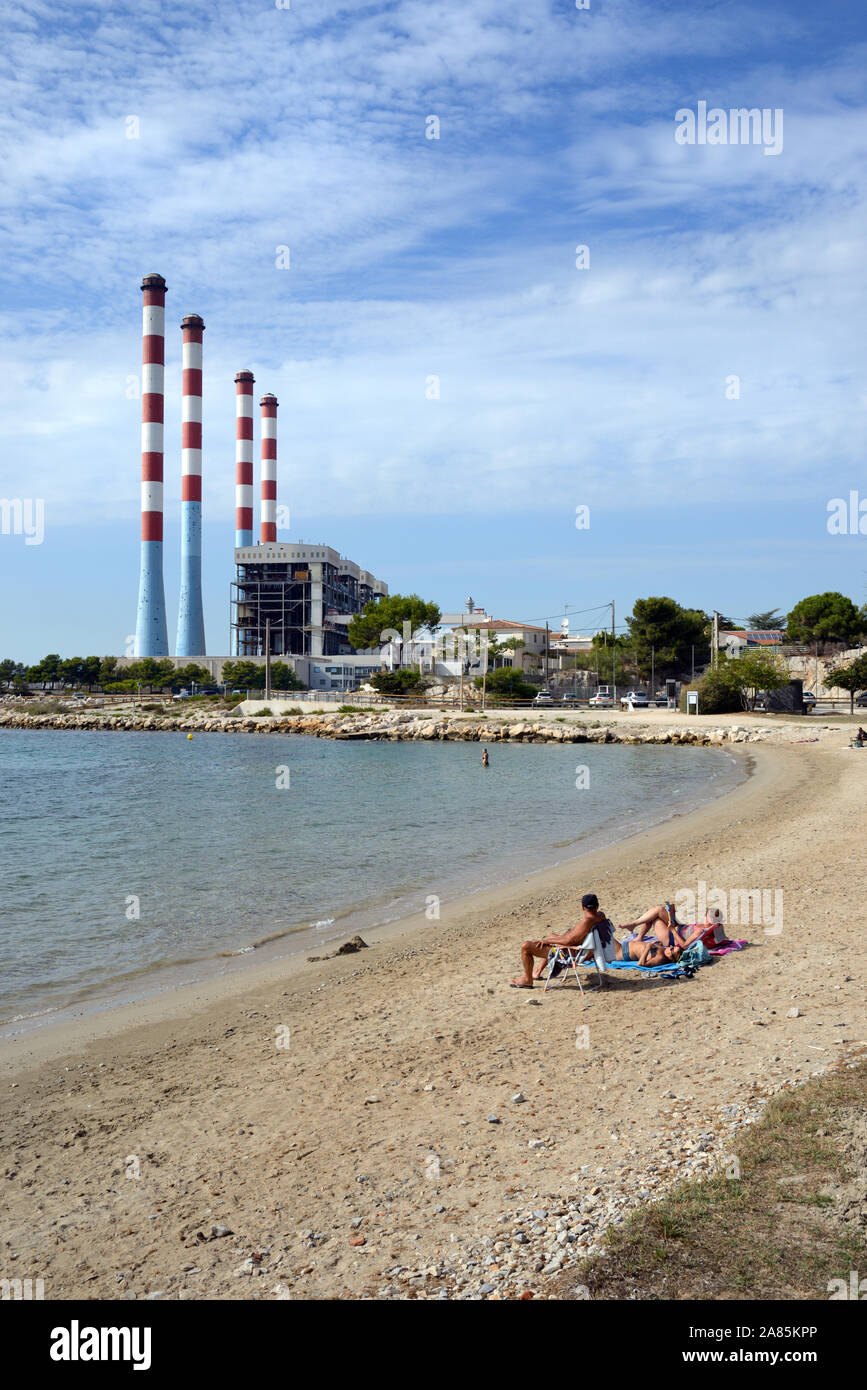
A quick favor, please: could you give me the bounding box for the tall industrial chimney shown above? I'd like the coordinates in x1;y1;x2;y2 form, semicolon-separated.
176;314;206;656
234;370;255;548
134;273;169;657
259;394;278;542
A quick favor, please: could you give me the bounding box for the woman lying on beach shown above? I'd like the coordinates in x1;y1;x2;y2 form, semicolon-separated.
509;893;613;989
615;936;682;968
618;902;723;950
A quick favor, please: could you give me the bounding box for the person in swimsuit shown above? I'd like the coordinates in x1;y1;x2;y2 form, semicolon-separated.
615;936;681;967
510;893;613;988
619;901;723;950
617;901;684;949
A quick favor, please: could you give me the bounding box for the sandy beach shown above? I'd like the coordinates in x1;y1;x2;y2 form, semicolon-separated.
1;716;864;1301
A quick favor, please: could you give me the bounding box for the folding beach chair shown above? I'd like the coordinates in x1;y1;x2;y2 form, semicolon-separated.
543;927;616;995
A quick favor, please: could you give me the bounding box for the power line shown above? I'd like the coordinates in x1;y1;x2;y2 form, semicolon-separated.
524;602;615;625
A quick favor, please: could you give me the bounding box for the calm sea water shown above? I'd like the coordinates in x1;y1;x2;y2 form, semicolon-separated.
0;731;742;1030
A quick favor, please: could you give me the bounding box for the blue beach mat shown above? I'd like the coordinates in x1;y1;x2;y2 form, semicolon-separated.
600;960;696;979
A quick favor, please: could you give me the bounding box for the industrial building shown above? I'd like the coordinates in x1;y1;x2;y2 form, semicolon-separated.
230;542;388;658
130;270;389;680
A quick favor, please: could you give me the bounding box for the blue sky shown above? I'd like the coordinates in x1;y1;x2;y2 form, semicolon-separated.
1;0;865;661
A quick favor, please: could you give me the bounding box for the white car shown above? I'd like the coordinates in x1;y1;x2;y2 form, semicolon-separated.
588;693;615;707
532;691;554;705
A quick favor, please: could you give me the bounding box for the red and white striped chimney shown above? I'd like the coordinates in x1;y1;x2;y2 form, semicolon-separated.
234;371;255;548
176;314;206;656
259;394;278;543
134;272;169;656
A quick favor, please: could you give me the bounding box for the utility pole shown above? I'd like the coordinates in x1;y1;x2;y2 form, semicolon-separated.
265;618;272;701
691;645;695;681
651;645;655;698
611;600;616;700
712;611;720;668
545;621;549;689
481;634;487;712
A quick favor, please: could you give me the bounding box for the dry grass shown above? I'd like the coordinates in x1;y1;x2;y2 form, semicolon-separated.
554;1058;866;1301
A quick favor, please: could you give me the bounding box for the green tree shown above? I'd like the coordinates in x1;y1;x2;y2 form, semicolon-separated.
786;592;864;648
747;610;785;630
369;669;424;695
736;651;789;710
366;669;425;695
825;653;867;714
347;594;441;654
59;657;85;688
98;656;118;688
269;661;306;691
168;663;211;691
221;660;265;690
126;658;175;691
0;658;19;688
685;662;743;714
28;653;61;688
625;598;710;680
82;657;102;689
473;667;537;700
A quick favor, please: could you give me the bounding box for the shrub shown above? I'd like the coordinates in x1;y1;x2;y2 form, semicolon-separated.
680;665;741;714
474;668;537;699
369;669;425;695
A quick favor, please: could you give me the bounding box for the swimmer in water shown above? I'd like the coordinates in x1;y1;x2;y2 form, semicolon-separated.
482;748;489;767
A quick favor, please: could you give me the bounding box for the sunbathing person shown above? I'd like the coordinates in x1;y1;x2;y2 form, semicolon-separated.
615;936;682;968
617;900;685;948
510;893;613;989
619;901;723;950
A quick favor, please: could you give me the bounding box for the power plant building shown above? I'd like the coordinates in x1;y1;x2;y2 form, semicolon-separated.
129;270;389;683
230;542;388;657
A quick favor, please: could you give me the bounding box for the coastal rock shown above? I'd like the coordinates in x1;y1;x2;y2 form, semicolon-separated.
337;936;369;955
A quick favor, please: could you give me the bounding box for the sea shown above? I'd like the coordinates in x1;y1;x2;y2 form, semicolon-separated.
0;730;744;1033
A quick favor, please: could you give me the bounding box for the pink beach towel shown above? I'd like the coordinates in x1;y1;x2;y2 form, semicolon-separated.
708;939;747;956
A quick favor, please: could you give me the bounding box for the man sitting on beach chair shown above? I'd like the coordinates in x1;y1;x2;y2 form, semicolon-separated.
510;893;613;989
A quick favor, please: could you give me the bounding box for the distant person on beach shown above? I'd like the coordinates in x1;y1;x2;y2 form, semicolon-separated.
482;748;489;767
510;893;612;988
855;728;866;747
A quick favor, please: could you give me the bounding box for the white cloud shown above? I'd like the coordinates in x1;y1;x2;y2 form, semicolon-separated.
0;0;863;535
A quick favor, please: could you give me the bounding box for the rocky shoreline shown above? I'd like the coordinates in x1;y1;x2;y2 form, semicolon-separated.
0;706;822;746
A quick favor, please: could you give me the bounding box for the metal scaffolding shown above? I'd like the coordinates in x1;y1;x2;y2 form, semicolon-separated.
230;556;381;657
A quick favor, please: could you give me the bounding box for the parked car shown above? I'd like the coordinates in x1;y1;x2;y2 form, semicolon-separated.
855;692;867;708
588;693;615;707
620;690;649;709
533;691;554;705
802;690;817;712
172;689;191;700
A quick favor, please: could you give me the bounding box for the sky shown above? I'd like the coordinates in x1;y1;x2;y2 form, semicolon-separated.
0;0;865;662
